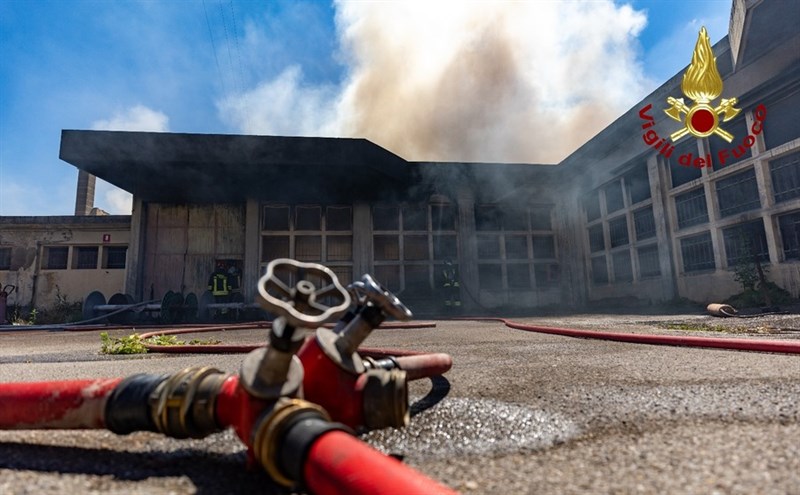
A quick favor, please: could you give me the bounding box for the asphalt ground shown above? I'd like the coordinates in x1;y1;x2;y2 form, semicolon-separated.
1;312;800;494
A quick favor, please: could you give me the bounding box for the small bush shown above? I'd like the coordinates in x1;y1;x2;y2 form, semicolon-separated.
100;332;222;354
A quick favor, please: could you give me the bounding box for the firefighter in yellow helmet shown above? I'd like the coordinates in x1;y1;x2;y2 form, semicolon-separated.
208;261;230;315
442;259;461;311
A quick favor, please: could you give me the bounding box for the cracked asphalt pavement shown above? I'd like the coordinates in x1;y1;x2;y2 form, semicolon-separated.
1;311;799;494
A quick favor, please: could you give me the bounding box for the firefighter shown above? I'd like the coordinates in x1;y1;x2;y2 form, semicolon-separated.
208;262;230;316
442;260;461;310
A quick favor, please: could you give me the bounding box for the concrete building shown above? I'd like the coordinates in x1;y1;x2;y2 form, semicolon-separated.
1;0;798;315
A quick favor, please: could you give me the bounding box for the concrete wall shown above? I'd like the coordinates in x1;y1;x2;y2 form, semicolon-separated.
0;217;130;310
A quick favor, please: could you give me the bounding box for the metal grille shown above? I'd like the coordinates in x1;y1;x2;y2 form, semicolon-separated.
722;220;769;266
778;211;800;260
605;181;625;213
771;151;800;203
105;246;127;269
608;216;629;247
637;245;661;277
716;168;761;218
633;207;656;240
588;224;604;253
0;248;10;270
591;256;608;285
680;232;715;272
612;251;633;283
675;187;708;229
45;247;68;270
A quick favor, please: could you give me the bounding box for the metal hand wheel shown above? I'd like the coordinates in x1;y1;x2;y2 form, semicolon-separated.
357;274;413;321
257;258;351;328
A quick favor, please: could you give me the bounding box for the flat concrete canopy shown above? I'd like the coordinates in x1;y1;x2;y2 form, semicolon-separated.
60;130;413;203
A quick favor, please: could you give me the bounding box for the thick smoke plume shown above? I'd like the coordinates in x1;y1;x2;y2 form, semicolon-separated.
220;1;652;164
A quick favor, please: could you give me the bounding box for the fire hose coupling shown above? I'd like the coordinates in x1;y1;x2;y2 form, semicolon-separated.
106;367;229;439
361;368;409;429
252;397;351;488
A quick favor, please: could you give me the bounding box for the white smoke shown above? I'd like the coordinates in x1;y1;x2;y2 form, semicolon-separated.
90;105;170;214
219;1;652;163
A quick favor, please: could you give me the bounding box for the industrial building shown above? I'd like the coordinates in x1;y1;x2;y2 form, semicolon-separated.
1;0;798;316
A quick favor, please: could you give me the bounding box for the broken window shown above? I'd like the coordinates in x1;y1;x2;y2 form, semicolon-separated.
625;166;651;205
583;191;601;222
261;236;289;261
403;235;428;260
532;236;556;259
475;205;502;231
505;235;529;260
432;234;457;260
477;235;500;259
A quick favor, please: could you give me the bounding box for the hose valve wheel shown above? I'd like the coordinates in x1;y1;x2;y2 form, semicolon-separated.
357;274;413;321
257;258;351;328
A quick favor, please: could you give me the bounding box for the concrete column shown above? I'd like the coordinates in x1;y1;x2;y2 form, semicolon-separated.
648;155;677;299
243;199;260;302
352;202;372;278
124;196;146;301
456;188;478;311
74;170;96;216
558;198;588;307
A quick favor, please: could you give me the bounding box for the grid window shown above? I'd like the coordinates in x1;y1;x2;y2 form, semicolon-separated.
605;181;625;213
326;207;352;231
583;192;601;222
608;216;629;247
404;265;429;291
612;251;633;283
534;264;560;288
403;206;427;230
503;209;528;231
478;264;503;290
295;236;322;261
74;246;98;270
0;248;10;270
326;236;353;262
475;205;502;231
626;166;651;205
404;235;429;260
507;263;531;289
764;90;800;150
669;140;702;188
591;256;608;285
262;236;289;260
588;224;605;253
633;207;656;240
373;206;400;230
722;220;769;266
431;204;456;231
374;236;399;261
296;206;321;230
638;245;661;277
675;187;709;229
263;206;290;231
771;151;800;203
105;246;127;269
373;265;400;292
477;235;501;259
433;235;458;260
716;168;761;218
505;236;529;260
778;211;800;260
44;246;68;270
530;206;552;230
532;236;556;259
680;232;715;272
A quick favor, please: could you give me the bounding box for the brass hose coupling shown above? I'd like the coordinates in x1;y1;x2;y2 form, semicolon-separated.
252;398;351;488
148;366;229;439
362;368;409;429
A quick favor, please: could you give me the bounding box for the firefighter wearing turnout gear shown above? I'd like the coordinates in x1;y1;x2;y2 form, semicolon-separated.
442;260;461;309
208;262;231;315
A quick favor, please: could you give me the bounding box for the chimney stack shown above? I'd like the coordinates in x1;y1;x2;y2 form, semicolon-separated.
74;170;96;216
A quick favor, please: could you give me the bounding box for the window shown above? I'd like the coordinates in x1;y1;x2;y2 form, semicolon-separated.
638;245;661;277
583;191;601;222
478;264;503;290
326;206;352;231
477;235;500;259
771;151;800;203
534;263;560;288
431;204;456;231
0;248;10;270
716;168;761;218
532;236;555;259
433;235;458;260
374;236;399;261
403;206;427;230
505;235;529;260
404;235;428;260
530;206;552;230
680;232;715;272
295;236;322;261
608;216;629;247
778;211;800;260
591;256;608;285
612;251;633;283
633;207;656;240
104;246;127;269
474;205;502;231
296;206;321;230
625;166;651;205
44;246;69;270
722;220;769;267
764;90;800;150
507;263;532;289
669;139;702;188
675;187;708;229
263;205;290;230
262;236;289;260
605;181;625;213
74;247;98;269
373;206;400;230
588;224;605;253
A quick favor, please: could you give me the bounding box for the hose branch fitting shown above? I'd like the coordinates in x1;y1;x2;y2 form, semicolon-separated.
239;316;305;400
252;397;351;488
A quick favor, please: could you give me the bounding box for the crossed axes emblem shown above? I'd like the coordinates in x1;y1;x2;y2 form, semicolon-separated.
664;97;740;143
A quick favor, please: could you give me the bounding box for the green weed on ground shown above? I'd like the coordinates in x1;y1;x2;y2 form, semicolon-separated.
100;332;222;354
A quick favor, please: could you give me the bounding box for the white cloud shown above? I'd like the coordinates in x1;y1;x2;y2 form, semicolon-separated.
90;105;170;214
218;1;653;163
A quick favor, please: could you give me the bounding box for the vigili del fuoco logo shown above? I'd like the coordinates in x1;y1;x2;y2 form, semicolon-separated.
638;27;766;169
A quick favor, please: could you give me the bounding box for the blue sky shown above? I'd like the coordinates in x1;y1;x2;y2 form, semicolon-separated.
0;0;731;216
